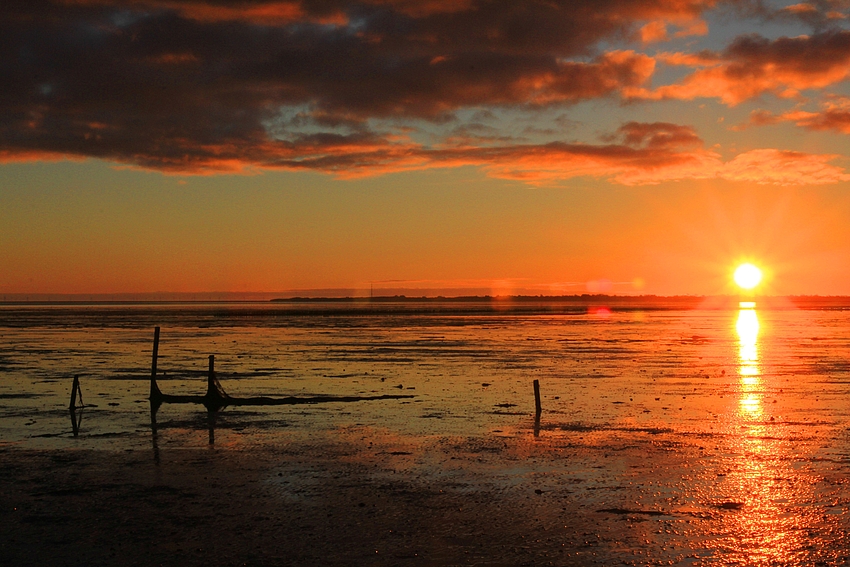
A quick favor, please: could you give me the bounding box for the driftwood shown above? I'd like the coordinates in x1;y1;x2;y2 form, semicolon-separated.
148;327;414;411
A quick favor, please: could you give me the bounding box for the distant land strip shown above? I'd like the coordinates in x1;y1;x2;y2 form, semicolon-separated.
2;295;850;311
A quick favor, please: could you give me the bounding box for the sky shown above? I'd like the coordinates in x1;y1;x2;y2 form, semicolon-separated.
3;0;850;297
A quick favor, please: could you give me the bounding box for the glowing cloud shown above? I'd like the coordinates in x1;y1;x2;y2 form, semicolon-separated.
639;31;850;105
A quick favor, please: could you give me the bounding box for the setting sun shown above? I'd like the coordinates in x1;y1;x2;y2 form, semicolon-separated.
734;263;763;290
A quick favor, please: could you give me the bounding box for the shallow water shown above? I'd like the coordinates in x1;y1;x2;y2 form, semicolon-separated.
2;301;850;446
2;301;850;564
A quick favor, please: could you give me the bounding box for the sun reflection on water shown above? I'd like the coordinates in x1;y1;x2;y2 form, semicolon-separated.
713;305;840;565
737;306;761;418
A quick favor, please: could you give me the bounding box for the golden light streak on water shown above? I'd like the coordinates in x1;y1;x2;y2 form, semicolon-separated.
717;305;833;565
736;307;761;418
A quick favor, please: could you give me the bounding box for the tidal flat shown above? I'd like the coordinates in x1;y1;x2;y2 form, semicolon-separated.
2;300;850;565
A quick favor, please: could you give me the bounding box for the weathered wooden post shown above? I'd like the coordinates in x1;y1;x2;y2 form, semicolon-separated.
69;375;81;410
204;354;228;410
149;326;163;401
533;379;542;437
206;354;215;403
69;374;83;437
533;379;542;416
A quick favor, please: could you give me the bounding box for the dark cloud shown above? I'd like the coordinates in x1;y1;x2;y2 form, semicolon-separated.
737;97;850;133
775;1;850;30
616;122;702;148
0;0;729;173
795;107;850;132
644;29;850;104
723;0;850;30
260;132;722;185
3;0;846;187
723;29;850;78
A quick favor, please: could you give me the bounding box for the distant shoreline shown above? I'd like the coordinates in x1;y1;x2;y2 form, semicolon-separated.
1;294;849;310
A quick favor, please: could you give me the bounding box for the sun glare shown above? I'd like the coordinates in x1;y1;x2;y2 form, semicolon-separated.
734;263;762;290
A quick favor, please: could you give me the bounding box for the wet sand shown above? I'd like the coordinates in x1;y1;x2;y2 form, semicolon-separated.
4;419;850;567
4;302;850;565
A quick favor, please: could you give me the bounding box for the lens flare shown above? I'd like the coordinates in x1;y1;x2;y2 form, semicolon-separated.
734;263;762;290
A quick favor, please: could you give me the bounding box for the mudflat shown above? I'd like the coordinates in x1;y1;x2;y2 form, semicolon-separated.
3;422;850;567
4;303;850;565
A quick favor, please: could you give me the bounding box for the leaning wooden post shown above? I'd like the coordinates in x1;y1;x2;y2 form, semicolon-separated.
149;327;163;401
533;379;542;416
69;375;81;410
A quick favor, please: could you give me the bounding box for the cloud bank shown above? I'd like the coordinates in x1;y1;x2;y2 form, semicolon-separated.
1;0;849;184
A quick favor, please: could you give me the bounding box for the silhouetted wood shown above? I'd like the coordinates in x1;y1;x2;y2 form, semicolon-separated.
69;374;81;410
70;375;78;409
149;326;163;402
147;328;415;411
68;375;84;437
533;379;541;416
203;354;231;411
225;393;415;405
150;391;414;408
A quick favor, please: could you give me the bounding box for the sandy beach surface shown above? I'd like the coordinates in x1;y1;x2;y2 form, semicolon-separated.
3;417;850;567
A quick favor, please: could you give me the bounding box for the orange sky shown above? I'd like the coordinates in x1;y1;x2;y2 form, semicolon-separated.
2;1;850;296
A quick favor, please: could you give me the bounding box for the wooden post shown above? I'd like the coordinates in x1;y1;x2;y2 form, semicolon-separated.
203;354;229;411
150;327;162;400
69;375;82;437
533;379;542;416
204;354;218;409
151;327;160;376
69;375;81;410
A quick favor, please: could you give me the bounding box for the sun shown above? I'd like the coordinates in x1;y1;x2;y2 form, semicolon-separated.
734;263;762;290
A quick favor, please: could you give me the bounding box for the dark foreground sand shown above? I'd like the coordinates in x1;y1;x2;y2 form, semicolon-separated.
3;426;850;567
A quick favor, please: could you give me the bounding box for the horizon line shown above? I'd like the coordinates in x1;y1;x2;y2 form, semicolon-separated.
2;292;850;303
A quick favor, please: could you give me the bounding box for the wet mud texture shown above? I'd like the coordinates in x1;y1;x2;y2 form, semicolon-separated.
3;431;850;567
